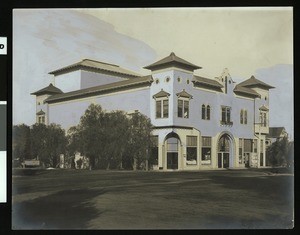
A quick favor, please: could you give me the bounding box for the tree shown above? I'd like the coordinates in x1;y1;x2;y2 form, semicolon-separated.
124;112;153;170
30;123;67;167
102;110;131;170
68;104;154;170
12;124;31;163
266;137;293;168
77;103;107;169
67;126;82;156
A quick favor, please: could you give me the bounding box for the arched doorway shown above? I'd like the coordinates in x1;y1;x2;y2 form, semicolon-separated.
165;132;180;169
217;134;233;168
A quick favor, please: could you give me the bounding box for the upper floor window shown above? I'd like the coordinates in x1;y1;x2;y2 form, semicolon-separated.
221;106;232;125
178;99;189;118
36;109;45;124
38;115;45;124
176;89;193;119
240;109;247;124
202;105;210;120
156;99;169;118
153;89;170;119
260;111;267;127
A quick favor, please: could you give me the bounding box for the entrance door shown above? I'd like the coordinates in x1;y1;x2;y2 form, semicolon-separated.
218;134;231;169
218;153;222;168
166;135;180;170
218;153;229;168
167;153;178;169
223;153;229;168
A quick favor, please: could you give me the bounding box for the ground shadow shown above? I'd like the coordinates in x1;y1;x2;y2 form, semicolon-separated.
12;188;104;229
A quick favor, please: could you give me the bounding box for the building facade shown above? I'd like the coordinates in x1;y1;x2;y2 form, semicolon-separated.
32;53;274;170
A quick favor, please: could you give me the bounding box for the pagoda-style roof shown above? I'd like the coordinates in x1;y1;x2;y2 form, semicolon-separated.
49;59;141;77
144;52;202;71
237;75;275;90
233;85;261;98
31;83;63;96
36;110;45;115
152;89;170;99
45;75;153;103
176;89;193;99
259;105;269;111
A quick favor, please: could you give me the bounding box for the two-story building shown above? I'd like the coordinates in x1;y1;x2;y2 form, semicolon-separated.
31;52;274;170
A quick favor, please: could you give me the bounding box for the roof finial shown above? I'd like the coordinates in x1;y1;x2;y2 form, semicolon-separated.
170;52;175;56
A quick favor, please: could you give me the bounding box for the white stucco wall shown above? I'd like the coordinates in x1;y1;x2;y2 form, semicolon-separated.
54;70;81;93
80;70;127;89
150;69;255;139
48;87;150;130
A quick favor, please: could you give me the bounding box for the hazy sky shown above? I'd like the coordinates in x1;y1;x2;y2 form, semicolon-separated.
13;8;293;138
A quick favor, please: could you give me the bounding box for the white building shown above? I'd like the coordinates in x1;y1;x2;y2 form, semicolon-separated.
32;52;274;170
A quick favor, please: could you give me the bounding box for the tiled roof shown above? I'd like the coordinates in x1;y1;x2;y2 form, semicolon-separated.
45;75;153;103
36;110;45;115
267;127;287;138
144;52;202;71
49;59;141;77
176;89;193;99
192;75;223;89
233;85;261;98
237;75;274;89
259;105;269;111
31;83;63;96
153;89;170;98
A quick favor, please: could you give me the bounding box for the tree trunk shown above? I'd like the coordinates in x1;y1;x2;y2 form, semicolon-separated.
90;156;95;170
133;158;137;171
106;161;110;170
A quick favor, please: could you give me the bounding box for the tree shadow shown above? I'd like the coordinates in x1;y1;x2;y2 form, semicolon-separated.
12;188;105;229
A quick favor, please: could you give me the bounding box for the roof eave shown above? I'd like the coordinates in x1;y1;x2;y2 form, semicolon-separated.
45;78;152;104
144;61;201;71
233;90;261;98
49;64;141;77
192;80;224;89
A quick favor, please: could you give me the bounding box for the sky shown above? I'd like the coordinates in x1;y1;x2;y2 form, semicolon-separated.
13;8;293;139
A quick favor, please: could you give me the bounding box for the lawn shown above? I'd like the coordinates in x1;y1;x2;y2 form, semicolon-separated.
12;168;294;229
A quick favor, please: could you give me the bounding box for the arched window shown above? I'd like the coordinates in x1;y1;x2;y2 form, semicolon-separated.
202;104;206;120
207;105;210;120
202;105;211;120
240;110;244;124
240;109;248;125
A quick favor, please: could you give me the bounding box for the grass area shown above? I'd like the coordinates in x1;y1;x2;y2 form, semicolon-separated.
12;168;294;229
